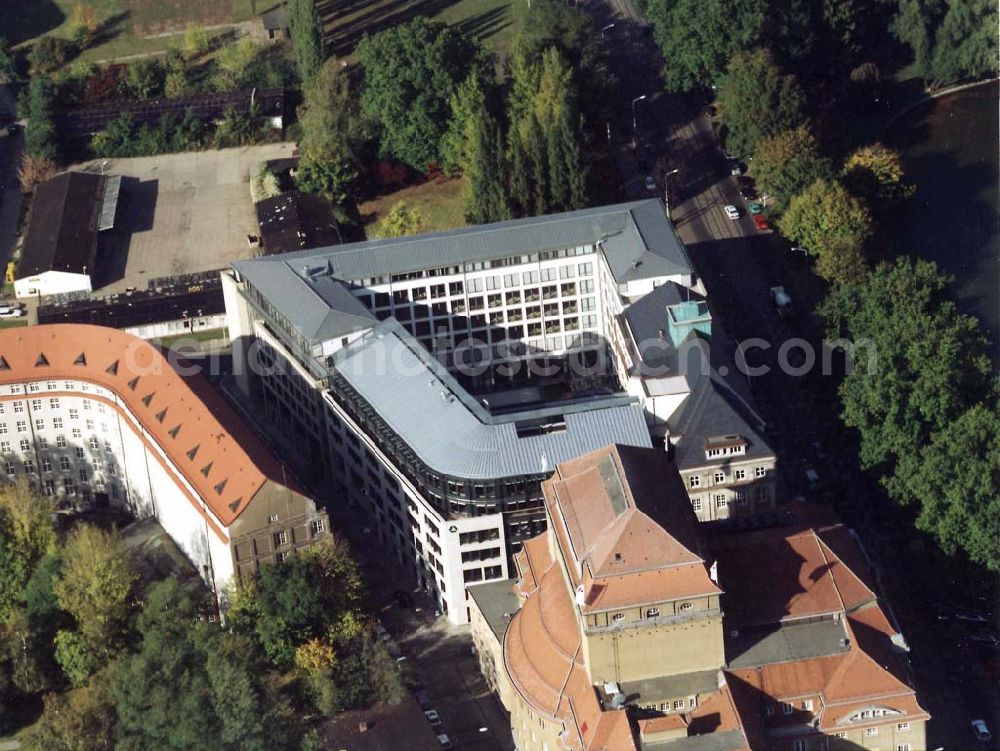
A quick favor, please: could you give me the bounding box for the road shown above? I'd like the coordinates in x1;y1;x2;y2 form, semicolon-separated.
586;2;998;749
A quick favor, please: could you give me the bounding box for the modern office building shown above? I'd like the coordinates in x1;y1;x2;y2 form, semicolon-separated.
222;200;777;624
0;325;329;606
468;444;929;751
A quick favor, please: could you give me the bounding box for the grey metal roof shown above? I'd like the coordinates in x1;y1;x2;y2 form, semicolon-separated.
641;729;748;751
667;363;772;471
233;199;691;296
466;579;520;644
621;281;704;377
725;619;850;669
330;320;652;480
240;260;375;343
620;669;720;704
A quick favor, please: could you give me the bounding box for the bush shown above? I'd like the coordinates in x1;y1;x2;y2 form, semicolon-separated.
250;164;281;202
182;25;211;58
18;155;57;193
29;36;71;75
91;110;207;158
126;58;163;99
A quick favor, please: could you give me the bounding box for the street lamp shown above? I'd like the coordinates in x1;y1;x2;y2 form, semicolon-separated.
601;23;615;36
631;94;647;142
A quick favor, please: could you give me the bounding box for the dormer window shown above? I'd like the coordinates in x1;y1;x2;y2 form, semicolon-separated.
679;602;693;611
646;607;659;618
705;434;747;459
612;613;625;622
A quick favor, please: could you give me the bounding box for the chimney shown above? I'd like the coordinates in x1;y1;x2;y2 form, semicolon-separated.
575;584;586;607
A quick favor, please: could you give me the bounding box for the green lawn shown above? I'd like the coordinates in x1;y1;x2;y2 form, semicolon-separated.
359;177;468;236
0;318;28;329
3;0;273;59
322;0;518;59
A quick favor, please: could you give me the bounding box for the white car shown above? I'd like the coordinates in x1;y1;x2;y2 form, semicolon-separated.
972;719;991;743
724;205;740;220
643;175;657;192
424;709;442;727
0;306;24;318
437;735;453;750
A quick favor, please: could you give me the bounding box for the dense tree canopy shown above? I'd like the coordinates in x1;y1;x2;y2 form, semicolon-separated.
717;49;806;158
644;0;765;92
892;0;998;84
819;258;993;480
780;178;872;278
288;0;325;83
297;61;375;202
842;143;912;206
0;484;55;621
752;127;831;211
903;405;1000;571
357;18;477;170
23;77;58;160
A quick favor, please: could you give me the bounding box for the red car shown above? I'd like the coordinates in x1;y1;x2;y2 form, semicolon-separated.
752;214;772;232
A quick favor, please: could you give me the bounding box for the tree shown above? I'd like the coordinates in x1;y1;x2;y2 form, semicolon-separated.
68;3;99;50
296;61;374;201
819;258;993;480
780;178;872;263
644;0;765;92
126;58;163;99
814;235;870;286
0;37;17;85
891;0;942;80
19;666;116;751
929;0;998;84
752;127;831;212
902;405;1000;571
213;39;259;91
23;77;59;160
183;25;211;58
288;0;324;83
52;525;135;676
440;71;492;176
464;110;511;224
356;17;476;170
0;484;55;622
842;143;913;206
29;36;70;75
372;202;423;240
717;49;806;158
18;154;57;193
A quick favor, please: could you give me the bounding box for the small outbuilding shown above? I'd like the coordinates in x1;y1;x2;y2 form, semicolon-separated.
14;171;120;299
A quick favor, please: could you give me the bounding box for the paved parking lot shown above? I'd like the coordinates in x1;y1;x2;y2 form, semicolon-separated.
69;142;296;294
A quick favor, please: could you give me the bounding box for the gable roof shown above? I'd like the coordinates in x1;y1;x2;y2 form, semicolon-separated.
712;518;877;627
0;325;302;526
17;172;103;279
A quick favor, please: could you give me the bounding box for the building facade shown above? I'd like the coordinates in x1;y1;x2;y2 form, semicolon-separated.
0;325;328;605
469;445;929;751
223;200;778;624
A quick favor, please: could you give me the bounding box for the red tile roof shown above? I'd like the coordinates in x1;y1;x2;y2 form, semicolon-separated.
713;516;876;626
0;325;299;527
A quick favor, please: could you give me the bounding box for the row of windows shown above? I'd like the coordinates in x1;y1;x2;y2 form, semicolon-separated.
688;465;767;488
690;486;769;511
354;250;595;288
462;565;503;583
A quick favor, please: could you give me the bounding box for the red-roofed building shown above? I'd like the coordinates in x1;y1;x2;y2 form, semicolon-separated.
468;446;929;751
0;325;329;606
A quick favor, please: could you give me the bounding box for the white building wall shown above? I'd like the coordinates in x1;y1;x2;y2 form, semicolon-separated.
0;378;232;596
14;270;92;300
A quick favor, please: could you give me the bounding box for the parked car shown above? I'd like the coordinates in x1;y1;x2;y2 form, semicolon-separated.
643;175;657;192
972;719;992;743
752;214;772;232
770;286;794;318
394;590;415;608
724;205;740;220
437;734;453;750
0;306;24;318
424;709;442;727
415;690;431;710
747;201;764;215
728;159;743;176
